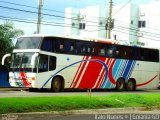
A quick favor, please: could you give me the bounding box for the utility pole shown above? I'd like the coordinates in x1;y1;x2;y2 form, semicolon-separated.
37;0;43;34
106;0;112;39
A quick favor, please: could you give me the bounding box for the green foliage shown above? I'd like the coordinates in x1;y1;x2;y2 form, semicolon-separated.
0;21;24;62
0;94;160;114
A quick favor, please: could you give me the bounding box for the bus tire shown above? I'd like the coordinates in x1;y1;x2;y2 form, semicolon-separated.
51;77;62;92
126;79;136;91
116;78;125;91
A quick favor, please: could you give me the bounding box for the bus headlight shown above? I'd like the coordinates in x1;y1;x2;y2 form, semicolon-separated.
27;77;36;80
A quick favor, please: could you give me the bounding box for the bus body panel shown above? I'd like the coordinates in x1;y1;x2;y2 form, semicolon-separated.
8;55;159;90
36;55;159;90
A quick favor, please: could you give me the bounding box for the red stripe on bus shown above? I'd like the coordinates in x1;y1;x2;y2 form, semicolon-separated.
108;59;116;85
78;56;106;89
136;75;158;87
20;72;31;87
95;58;110;88
70;56;85;88
72;56;89;88
95;69;105;88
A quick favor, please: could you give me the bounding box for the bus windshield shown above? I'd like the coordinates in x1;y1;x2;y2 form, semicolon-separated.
15;37;42;49
10;53;36;72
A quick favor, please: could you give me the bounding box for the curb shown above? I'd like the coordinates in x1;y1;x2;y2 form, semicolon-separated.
0;88;28;91
2;107;147;116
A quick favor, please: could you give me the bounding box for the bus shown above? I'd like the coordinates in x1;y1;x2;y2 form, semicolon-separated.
2;35;160;92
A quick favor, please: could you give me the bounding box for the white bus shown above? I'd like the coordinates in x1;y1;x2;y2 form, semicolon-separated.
2;35;160;92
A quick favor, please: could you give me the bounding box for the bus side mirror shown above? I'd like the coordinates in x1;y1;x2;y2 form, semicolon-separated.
1;54;11;65
31;53;39;67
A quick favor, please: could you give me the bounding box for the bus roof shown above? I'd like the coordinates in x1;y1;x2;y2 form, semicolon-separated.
18;34;119;44
17;34;159;50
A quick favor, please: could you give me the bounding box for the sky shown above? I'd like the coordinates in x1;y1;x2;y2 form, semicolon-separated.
0;0;153;35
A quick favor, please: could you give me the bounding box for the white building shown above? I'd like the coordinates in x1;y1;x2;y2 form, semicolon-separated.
138;1;160;48
64;5;107;38
64;1;160;48
111;3;139;44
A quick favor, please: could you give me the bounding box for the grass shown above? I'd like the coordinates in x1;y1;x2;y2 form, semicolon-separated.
0;94;160;114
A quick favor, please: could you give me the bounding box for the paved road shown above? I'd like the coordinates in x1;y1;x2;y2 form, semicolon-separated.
1;110;160;120
0;88;160;98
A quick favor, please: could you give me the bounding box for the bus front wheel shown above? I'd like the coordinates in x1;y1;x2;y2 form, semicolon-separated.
116;78;125;91
51;77;62;92
126;79;136;91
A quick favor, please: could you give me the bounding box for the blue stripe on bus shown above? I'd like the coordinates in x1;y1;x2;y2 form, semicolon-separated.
111;59;122;88
127;60;136;79
122;60;134;80
114;59;122;79
102;59;121;89
109;59;122;88
121;60;128;77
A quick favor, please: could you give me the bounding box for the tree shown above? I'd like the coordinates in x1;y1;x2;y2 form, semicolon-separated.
0;22;24;62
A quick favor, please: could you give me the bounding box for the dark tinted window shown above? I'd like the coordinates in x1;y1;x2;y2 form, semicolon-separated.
75;41;90;55
49;56;56;71
41;37;55;52
106;45;116;58
132;47;159;62
149;49;159;62
56;39;65;53
64;40;75;54
91;43;105;56
132;47;140;60
38;55;48;72
38;55;57;72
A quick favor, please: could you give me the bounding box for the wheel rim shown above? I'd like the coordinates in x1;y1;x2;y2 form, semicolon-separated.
127;80;135;91
54;80;61;90
52;77;61;92
128;81;133;89
118;82;123;89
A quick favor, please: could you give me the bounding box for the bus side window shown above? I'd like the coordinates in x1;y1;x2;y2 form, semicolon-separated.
140;49;145;60
75;41;90;55
144;49;149;61
75;41;81;54
92;45;99;56
119;47;125;59
150;50;159;62
99;48;105;56
56;39;65;53
64;40;75;54
106;49;113;57
137;48;141;60
41;37;53;52
38;55;48;72
49;56;56;71
125;47;132;59
132;47;140;60
155;50;159;62
98;44;106;56
106;45;116;58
